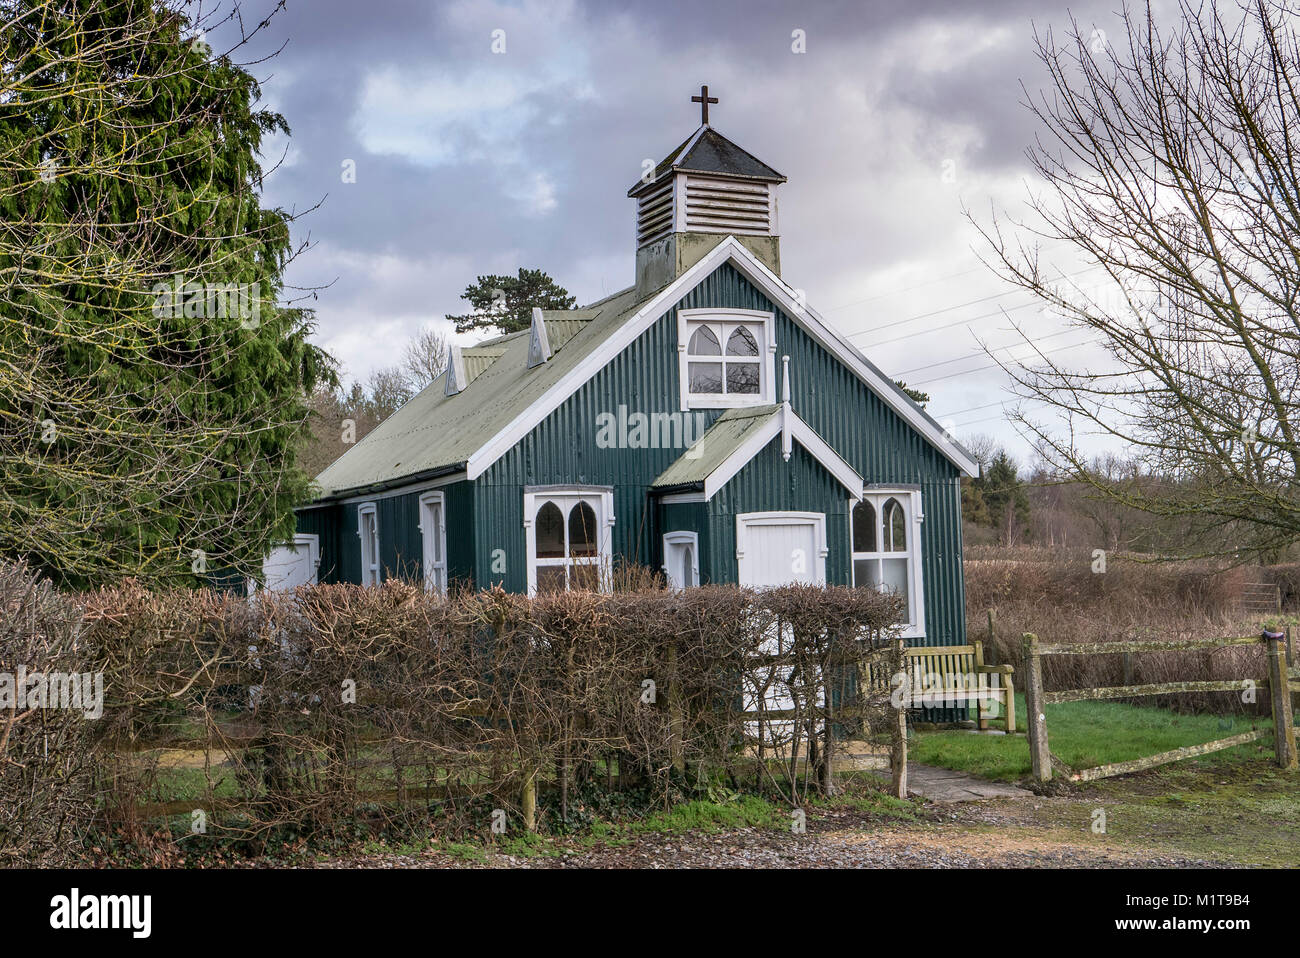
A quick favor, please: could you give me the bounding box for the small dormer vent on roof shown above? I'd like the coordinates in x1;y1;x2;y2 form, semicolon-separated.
527;306;552;368
444;346;468;397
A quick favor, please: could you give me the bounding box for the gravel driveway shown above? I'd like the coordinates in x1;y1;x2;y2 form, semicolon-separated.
311;801;1228;869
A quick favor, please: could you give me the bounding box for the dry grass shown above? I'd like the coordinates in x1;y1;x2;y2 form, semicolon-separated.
965;549;1286;715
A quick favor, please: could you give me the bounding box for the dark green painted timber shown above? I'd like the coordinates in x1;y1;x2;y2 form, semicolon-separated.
297;261;968;666
298;480;476;589
704;437;851;586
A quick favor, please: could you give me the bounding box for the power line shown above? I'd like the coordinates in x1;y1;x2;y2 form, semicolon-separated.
844;264;1103;341
873;298;1048;347
894;327;1081;378
823;239;1076;314
947;410;1019;430
933;398;1013;419
908;336;1105;387
824;262;990;313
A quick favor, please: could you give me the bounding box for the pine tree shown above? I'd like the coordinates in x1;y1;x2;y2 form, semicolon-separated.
977;451;1031;542
447;268;576;335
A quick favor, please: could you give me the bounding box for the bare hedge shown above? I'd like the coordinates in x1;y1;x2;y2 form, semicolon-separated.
0;562;903;862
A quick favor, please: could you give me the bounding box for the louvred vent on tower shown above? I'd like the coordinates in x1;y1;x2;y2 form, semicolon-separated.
629;92;786;250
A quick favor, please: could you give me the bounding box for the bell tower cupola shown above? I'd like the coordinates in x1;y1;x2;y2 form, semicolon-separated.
629;86;786;298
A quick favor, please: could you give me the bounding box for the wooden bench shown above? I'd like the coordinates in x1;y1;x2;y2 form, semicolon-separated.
871;641;1015;732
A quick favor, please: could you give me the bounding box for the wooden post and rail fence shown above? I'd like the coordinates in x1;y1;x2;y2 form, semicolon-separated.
1023;630;1298;784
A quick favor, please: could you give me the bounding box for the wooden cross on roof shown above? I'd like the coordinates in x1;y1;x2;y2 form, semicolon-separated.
691;85;718;125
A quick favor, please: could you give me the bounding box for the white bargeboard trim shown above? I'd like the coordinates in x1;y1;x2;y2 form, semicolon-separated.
464;236;978;481
702;406;863;501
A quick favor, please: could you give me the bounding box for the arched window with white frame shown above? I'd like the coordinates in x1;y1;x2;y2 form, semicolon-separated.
662;531;700;590
851;489;924;636
418;491;447;595
677;308;776;408
524;488;614;594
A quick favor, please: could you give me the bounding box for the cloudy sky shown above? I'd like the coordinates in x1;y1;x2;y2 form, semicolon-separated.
216;0;1143;463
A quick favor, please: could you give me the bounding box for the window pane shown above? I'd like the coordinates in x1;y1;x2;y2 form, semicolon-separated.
680;546;695;588
688;325;720;355
535;502;565;558
852;500;876;553
569;562;600;591
689;362;723;394
536;565;567;593
884;498;906;551
878;557;911;622
427;504;442;561
568;502;597;557
853;558;873;587
725;326;759;357
725;361;760;394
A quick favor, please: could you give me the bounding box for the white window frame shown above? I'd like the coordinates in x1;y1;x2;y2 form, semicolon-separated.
735;511;828;586
523;488;615;596
850;489;925;638
662;531;700;590
677;307;777;410
418;491;448;595
357;502;380;587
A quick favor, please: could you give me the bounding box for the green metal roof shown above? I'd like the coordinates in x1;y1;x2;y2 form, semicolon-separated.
650;405;781;490
461;346;507;383
310;288;648;500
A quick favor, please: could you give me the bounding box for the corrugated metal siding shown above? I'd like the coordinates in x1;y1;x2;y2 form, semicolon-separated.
659;500;710;582
706;439;851;586
475;312;723;592
299;480;476;589
295;504;343;584
676;264;967;649
445;481;477;588
307;260;966;664
475;261;964;646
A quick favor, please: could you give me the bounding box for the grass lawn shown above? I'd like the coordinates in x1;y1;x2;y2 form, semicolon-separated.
909;693;1274;782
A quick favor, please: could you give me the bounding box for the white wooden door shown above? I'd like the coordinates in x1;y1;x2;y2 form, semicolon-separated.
259;534;320;592
735;514;827;737
736;514;826;588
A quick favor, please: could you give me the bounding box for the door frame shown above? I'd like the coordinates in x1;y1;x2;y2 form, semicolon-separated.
735;511;827;586
252;533;321;594
662;530;700;590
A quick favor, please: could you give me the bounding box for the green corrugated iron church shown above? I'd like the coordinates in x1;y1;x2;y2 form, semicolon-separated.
283;90;978;649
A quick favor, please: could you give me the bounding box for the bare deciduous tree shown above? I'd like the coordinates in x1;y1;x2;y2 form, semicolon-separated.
978;0;1300;560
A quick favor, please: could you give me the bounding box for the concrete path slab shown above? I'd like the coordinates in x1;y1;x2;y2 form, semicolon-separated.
874;762;1034;802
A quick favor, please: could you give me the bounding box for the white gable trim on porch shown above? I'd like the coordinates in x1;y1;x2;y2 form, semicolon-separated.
702;406;863;500
464;236;979;481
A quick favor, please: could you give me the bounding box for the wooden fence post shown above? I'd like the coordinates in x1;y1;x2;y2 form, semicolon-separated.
891;704;908;799
1023;633;1050;782
521;769;538;832
1288;626;1297;720
890;638;908;799
1004;671;1016;735
1266;633;1297;770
